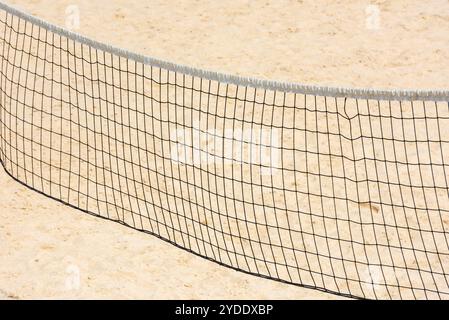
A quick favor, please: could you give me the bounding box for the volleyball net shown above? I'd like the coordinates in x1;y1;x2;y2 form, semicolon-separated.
0;2;448;299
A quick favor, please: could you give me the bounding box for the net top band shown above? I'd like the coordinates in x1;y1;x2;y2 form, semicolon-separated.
1;1;449;102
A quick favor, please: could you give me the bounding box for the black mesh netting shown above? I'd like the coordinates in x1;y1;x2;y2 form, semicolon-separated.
0;8;448;299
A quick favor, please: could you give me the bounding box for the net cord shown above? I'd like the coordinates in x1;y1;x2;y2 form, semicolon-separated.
0;1;448;102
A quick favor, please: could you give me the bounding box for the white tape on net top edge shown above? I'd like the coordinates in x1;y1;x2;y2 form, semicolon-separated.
0;1;448;102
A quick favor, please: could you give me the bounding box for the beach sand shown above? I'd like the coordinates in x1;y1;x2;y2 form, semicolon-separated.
0;0;448;299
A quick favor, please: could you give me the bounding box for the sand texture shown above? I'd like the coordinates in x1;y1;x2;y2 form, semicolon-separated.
0;0;448;299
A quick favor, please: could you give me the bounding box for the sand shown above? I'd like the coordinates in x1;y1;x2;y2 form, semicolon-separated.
0;0;448;299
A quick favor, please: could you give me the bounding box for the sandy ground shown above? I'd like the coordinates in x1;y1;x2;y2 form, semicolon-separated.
0;0;448;299
8;0;449;90
0;169;339;299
